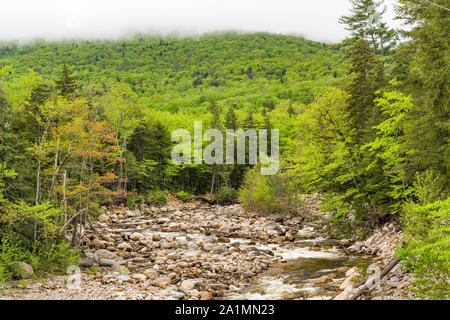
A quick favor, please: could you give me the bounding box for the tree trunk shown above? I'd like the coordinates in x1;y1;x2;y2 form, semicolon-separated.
210;166;216;194
348;258;400;300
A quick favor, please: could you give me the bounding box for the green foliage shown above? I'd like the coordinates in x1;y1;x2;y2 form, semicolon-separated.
239;166;293;214
399;197;449;299
127;193;144;210
0;33;347;110
174;191;192;203
339;0;396;56
145;189;168;206
216;186;238;204
0;234;79;283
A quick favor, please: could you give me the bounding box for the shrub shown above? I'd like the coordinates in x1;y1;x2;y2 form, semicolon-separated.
174;191;192;202
238;166;290;214
399;198;449;299
145;190;168;206
127;192;144;210
216;186;238;204
398;170;449;299
0;234;79;284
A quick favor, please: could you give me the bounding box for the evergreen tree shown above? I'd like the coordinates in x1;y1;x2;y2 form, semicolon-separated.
339;0;396;55
224;105;237;130
395;0;450;180
243;111;255;130
56;64;78;98
287;101;295;118
345;39;384;135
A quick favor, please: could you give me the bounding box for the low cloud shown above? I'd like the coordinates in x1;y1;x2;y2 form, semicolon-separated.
1;0;400;43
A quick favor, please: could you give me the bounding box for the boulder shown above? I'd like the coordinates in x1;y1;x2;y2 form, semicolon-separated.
129;232;144;241
212;246;227;254
13;262;34;279
117;242;132;251
154;276;172;288
131;273;147;282
143;268;159;280
89;238;105;249
98;214;109;223
99;258;119;268
160;239;172;249
95;249;116;260
80;258;94;268
180;279;199;291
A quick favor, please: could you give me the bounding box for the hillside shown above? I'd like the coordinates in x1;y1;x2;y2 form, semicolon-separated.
0;33;347;113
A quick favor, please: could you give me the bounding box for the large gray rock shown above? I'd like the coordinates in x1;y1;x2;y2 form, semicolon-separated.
80;258;94;268
211;245;227;254
263;221;283;233
99;258;119;268
13;262;34;279
95;249;116;260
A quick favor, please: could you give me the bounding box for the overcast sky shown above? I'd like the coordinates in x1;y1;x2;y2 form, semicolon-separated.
1;0;401;43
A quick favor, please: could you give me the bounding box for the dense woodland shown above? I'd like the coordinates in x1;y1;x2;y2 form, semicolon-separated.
0;0;448;299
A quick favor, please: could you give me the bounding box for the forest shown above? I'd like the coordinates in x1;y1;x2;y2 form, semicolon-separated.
0;0;448;299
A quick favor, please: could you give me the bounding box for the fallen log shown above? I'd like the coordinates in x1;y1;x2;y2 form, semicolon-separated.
193;195;217;204
348;258;400;300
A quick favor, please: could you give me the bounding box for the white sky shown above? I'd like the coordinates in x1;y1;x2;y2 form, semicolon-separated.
0;0;401;43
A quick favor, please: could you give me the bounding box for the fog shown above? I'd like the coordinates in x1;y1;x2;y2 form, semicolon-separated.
1;0;401;43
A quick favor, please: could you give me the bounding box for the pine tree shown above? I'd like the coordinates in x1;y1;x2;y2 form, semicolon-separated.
339;0;396;55
224;105;237;130
208;100;222;130
346;39;384;135
56;64;78;98
262;107;272;155
243;111;255;130
287;101;295;118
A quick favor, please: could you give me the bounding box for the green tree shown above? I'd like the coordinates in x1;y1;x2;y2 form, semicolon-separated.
345;39;383;136
339;0;396;55
55;64;78;98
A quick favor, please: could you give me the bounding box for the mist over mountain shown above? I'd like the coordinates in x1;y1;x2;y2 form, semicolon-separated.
1;0;400;43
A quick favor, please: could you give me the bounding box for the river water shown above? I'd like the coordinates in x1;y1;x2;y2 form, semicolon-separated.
224;226;371;300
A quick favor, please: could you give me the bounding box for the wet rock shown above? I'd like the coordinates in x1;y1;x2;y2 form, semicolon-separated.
263;222;283;233
99;258;119;268
312;275;332;284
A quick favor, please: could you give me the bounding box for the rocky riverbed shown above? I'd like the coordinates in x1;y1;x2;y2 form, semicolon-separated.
0;195;411;300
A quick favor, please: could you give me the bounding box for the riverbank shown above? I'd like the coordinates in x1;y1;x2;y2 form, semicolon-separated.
0;196;411;300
